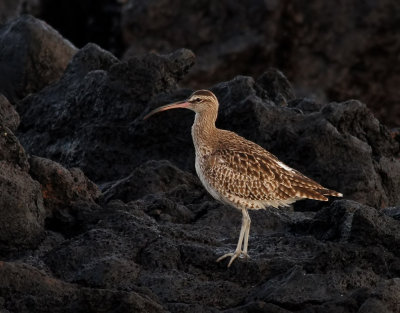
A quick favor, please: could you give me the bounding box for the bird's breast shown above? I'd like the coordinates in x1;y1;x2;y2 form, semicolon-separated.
195;153;224;203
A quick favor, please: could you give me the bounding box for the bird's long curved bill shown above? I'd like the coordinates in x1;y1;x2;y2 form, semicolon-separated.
143;101;190;120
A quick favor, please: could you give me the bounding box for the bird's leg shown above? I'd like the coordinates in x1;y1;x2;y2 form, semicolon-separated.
217;208;250;267
242;209;251;258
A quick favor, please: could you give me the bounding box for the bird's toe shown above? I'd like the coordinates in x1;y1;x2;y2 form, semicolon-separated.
216;252;234;263
216;250;242;267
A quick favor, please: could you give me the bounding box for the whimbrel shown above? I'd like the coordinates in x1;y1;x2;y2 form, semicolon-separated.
144;90;342;267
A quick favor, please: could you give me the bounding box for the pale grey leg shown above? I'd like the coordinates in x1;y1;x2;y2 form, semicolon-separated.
217;208;250;267
242;209;251;258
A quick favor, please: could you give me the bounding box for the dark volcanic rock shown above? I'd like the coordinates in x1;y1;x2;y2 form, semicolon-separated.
29;156;101;213
212;76;400;208
102;159;201;202
0;261;164;313
0;15;76;101
9;196;399;313
121;0;274;90
293;200;400;256
256;69;296;106
28;156;101;235
121;0;400;127
0;124;45;254
382;207;400;221
17;45;400;208
40;199;251;311
0;94;19;132
4;19;400;312
249;265;343;307
17;44;195;182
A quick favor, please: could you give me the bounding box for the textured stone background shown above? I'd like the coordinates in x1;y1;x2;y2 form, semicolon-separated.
1;1;400;312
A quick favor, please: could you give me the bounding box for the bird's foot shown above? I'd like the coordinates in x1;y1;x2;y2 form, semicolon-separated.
242;252;250;259
216;250;250;267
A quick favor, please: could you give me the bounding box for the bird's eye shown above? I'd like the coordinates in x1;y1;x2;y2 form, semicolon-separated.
194;98;201;102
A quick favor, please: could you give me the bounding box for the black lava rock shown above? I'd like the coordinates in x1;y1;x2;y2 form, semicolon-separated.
1;12;400;313
29;155;102;236
0;15;76;102
17;44;195;182
0;261;164;313
121;0;400;128
16;45;400;209
0;123;45;254
0;94;19;132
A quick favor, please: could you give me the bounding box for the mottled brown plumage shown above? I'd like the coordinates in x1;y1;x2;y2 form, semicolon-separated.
144;90;342;267
199;130;340;209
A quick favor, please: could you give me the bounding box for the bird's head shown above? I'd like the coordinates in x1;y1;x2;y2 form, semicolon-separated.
143;90;218;120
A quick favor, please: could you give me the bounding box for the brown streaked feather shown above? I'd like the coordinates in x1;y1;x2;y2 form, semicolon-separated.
201;129;340;209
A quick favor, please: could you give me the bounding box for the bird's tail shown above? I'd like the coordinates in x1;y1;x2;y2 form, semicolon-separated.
316;187;343;199
293;186;343;202
289;171;343;202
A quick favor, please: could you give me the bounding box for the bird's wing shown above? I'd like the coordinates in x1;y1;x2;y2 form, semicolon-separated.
202;136;337;207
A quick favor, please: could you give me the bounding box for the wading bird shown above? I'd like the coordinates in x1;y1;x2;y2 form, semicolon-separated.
144;90;342;267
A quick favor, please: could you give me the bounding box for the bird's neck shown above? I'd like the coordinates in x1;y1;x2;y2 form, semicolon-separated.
191;109;218;155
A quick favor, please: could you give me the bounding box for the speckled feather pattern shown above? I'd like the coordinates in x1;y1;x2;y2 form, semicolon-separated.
195;129;341;210
188;91;341;211
145;89;342;266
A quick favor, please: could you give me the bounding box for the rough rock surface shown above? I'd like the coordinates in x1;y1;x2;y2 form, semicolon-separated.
29;155;101;236
0;94;19;132
0;15;77;102
1;11;400;313
0;261;164;313
121;0;400;127
18;43;195;182
0;121;45;254
4;1;399;126
17;44;400;208
4;167;400;312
